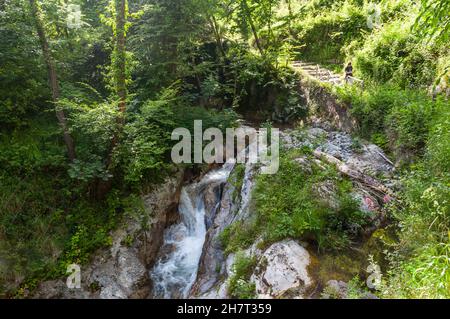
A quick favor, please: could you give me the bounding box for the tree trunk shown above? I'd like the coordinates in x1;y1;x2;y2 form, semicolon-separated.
313;150;395;199
115;0;127;117
242;0;264;55
209;15;226;59
105;0;127;167
29;0;76;162
95;0;128;199
287;0;295;38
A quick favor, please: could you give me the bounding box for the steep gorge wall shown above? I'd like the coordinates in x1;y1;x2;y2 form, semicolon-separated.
33;169;186;299
298;76;359;133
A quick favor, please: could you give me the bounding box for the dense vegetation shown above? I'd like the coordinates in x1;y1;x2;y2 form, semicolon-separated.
0;0;449;298
220;0;449;299
287;0;450;298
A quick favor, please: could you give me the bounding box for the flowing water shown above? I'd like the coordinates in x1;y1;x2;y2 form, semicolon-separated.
150;162;235;298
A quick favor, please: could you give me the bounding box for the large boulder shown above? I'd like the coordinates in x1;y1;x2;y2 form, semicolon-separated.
251;240;313;299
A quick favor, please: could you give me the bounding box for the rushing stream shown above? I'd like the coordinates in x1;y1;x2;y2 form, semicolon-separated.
150;162;235;298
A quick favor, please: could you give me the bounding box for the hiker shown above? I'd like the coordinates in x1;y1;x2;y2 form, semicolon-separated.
345;62;353;79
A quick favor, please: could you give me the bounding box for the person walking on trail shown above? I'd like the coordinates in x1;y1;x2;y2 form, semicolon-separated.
345;62;353;79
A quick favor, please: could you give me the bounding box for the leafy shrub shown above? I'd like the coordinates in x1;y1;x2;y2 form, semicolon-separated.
228;252;257;299
383;243;450;299
0;3;49;129
353;17;440;88
230;52;307;121
425;102;450;175
122;87;239;186
0;118;66;175
337;83;444;159
385;96;434;156
293;0;368;64
382;153;449;299
337;84;406;137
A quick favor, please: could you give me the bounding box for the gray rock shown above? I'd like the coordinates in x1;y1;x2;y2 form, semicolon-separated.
251;240;313;299
322;280;348;299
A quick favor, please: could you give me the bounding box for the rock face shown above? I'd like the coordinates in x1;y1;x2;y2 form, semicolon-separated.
203;181;224;230
190;163;259;298
251;240;313;299
33;170;185;299
299;78;358;133
282;128;394;177
189;181;236;297
322;280;378;300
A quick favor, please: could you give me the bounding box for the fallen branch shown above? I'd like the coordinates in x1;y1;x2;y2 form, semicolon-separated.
313;150;395;199
375;149;395;167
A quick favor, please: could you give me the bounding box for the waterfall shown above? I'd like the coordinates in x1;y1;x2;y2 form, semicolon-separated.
150;163;235;299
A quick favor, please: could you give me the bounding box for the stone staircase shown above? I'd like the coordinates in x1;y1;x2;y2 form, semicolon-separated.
292;61;364;87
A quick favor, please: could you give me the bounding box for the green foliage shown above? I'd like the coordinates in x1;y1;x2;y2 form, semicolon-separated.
228;252;257;299
220;220;259;255
222;148;370;253
229;164;246;201
346;276;369;299
336;74;449;299
121;86;239;186
413;0;450;43
0;0;48;128
286;0;447;90
381;155;449;298
385;96;434;155
292;0;368;64
0;118;66;174
336;83;449;159
65;99;119;182
253;150;368;250
231;52;307;121
383;242;450;299
0;0;449;300
425;102;450;175
353;18;441;88
0;169;143;295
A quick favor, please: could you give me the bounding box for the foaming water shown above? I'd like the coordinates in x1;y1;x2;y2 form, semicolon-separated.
150;163;234;298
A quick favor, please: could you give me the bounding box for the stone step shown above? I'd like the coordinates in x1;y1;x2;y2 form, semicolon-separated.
292;60;363;88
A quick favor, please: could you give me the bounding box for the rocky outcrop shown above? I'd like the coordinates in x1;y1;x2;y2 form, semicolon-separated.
282;127;394;176
189;180;236;297
196;239;314;300
251;240;313;299
33;170;185;299
299;77;358;133
190;162;260;298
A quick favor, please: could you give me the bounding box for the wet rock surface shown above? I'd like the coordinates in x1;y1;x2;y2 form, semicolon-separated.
190;163;259;298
